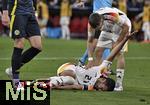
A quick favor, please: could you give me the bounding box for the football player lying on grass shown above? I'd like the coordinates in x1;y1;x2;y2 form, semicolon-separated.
33;31;137;91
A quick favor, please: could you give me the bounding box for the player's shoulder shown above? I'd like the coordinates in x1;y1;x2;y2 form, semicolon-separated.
112;8;126;15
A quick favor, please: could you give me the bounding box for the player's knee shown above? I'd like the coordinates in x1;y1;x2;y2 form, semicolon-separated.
15;44;24;49
14;39;25;49
32;45;42;51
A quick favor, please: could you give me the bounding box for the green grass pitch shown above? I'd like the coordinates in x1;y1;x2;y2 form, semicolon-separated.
0;37;150;105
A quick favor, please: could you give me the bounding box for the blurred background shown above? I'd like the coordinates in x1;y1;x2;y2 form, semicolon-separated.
0;0;149;42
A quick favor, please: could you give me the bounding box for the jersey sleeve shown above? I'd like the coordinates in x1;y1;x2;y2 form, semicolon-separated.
2;0;8;10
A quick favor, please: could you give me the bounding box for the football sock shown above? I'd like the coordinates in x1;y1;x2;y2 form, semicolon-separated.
116;69;124;87
11;47;23;79
11;47;23;88
80;49;88;65
50;76;75;86
20;47;41;66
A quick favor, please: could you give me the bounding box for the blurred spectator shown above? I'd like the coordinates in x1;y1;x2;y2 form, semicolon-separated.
60;0;72;40
127;0;143;17
132;17;143;41
142;0;150;42
0;0;2;35
135;0;150;42
37;0;49;37
112;0;119;8
118;0;127;13
0;0;9;37
49;0;58;6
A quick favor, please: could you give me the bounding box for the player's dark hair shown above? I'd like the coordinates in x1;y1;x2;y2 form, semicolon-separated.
89;13;102;28
105;78;115;91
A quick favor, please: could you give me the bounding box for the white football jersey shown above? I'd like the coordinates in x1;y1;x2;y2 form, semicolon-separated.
57;61;112;86
74;60;112;86
95;7;128;26
75;65;103;86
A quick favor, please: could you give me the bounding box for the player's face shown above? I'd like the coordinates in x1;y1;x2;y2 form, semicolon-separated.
95;18;103;30
95;78;108;91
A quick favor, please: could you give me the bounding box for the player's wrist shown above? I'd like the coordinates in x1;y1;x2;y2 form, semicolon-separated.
102;60;112;68
88;57;94;61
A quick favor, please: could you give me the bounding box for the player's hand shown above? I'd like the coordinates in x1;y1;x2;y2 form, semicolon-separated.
126;31;138;39
2;11;10;27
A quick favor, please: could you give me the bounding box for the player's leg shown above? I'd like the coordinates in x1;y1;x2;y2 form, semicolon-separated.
7;15;42;79
114;42;127;91
79;49;88;65
94;31;113;66
22;36;42;64
66;17;70;40
79;29;110;65
21;14;42;66
145;22;150;41
49;63;77;87
113;36;127;91
6;15;27;89
114;16;131;91
60;17;67;39
112;38;126;91
102;48;111;60
114;52;125;91
11;38;25;88
79;45;110;66
79;38;98;66
61;24;67;39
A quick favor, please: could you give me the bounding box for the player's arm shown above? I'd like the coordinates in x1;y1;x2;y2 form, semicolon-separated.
107;31;137;62
99;31;137;74
53;84;94;91
87;23;95;61
117;23;129;42
84;23;96;69
53;84;83;90
2;0;10;27
33;0;37;11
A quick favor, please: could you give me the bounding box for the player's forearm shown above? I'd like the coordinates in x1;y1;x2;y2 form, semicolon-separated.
2;0;8;11
119;24;129;42
107;35;128;62
107;31;138;62
87;42;95;62
53;84;83;90
87;23;95;58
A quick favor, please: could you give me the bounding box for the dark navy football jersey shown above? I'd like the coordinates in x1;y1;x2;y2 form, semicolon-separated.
9;0;36;15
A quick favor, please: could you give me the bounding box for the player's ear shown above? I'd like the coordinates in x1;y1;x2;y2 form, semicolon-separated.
99;77;106;83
